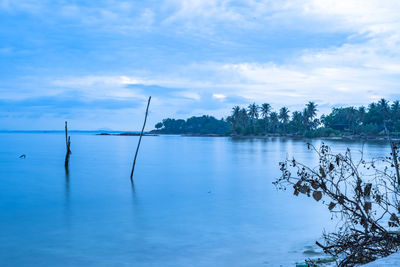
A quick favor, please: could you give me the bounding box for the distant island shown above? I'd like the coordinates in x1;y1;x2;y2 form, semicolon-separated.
97;132;158;136
150;99;400;139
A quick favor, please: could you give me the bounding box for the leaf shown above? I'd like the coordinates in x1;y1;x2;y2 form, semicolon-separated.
375;194;381;204
390;213;399;223
319;167;326;178
299;185;308;194
320;181;327;190
328;202;336;211
338;195;345;204
364;183;372;197
364;202;371;212
295;180;302;187
311;180;320;190
312;191;322;201
329;163;335;172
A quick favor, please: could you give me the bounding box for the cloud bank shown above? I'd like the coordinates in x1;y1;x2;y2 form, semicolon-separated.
1;0;400;130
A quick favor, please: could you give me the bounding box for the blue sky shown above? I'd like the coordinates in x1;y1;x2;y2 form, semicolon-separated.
1;0;400;130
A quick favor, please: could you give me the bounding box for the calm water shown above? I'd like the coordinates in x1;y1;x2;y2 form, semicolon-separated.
0;133;392;266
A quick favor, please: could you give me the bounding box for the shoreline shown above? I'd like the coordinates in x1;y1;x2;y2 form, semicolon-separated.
97;132;158;136
151;132;400;141
96;132;400;141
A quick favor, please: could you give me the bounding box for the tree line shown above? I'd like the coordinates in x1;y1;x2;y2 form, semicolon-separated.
227;101;318;136
153;115;231;135
153;98;400;137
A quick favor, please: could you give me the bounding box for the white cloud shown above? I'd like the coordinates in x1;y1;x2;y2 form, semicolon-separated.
50;75;151;100
4;0;400;128
212;93;226;99
301;0;400;35
0;0;47;14
173;91;201;100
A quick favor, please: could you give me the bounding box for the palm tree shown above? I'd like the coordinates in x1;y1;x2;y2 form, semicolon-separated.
378;98;389;109
305;101;318;120
365;102;382;125
279;107;290;133
260;103;271;118
369;102;377;110
232;106;240;117
345;107;358;134
291;111;304;133
377;98;390;119
304;102;318;130
269;112;279;133
230;106;240;133
391;101;400;121
358;106;366;124
248;103;259;119
239;108;249;131
247;103;259;134
260;103;271;134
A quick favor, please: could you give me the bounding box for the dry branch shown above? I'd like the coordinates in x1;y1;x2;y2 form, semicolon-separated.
274;142;400;266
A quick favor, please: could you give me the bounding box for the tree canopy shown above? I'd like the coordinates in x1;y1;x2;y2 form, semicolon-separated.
152;99;400;137
152;115;230;135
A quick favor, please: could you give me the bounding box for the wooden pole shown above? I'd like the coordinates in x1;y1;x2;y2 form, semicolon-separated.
65;121;68;146
65;121;71;169
130;96;151;181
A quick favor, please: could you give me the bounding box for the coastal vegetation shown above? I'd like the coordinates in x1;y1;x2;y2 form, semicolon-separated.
275;142;400;266
152;115;231;135
152;99;400;138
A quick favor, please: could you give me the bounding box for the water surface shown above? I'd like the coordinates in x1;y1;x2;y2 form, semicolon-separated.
0;133;391;266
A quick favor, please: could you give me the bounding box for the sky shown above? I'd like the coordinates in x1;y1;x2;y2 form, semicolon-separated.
1;0;400;130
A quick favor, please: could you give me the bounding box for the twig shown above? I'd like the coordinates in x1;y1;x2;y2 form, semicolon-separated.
275;142;400;265
384;120;400;187
130;96;151;181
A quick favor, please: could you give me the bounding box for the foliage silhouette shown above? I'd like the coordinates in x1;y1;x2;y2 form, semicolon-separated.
153;98;400;137
274;142;400;266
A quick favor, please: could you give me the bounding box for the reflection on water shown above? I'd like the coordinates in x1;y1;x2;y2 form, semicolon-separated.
0;133;391;266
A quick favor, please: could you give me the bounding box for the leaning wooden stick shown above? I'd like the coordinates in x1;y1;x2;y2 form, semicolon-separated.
130;96;151;181
65;121;71;169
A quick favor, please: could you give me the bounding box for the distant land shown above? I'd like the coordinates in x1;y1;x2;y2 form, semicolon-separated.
3;99;399;141
150;99;400;139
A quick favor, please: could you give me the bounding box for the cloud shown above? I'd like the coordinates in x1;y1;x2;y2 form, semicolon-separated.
2;0;400;129
0;0;48;14
0;94;141;112
212;93;226;99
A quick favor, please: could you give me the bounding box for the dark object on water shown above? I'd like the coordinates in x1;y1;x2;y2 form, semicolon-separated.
96;132;158;136
65;121;71;169
19;154;26;158
119;132;157;136
130;96;151;181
